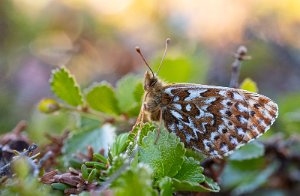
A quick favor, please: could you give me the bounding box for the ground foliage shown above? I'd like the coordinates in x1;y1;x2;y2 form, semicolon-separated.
1;53;300;196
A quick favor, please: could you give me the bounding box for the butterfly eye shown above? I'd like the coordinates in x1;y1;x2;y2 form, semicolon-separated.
149;78;157;87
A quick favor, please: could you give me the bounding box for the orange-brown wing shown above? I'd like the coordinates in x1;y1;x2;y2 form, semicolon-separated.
161;84;278;158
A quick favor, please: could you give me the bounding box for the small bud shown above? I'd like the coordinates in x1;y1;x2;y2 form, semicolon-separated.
38;98;60;113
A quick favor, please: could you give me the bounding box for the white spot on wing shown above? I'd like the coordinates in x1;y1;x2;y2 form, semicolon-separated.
250;125;260;135
204;97;217;105
168;123;176;131
186;104;191;111
220;109;228;115
184;89;207;101
210;132;219;141
180;117;199;140
185;133;193;143
204;112;214;118
264;102;274;112
230;136;238;145
221;144;228;153
221;99;232;106
233;92;244;101
203;139;212;151
257;119;268;128
174;96;180;102
210;150;219;157
237;103;248;113
237;127;245;136
164;88;174;95
262;109;273;121
248;99;257;107
217;124;226;134
173;104;182;110
195;106;205;119
170;110;183;120
178;122;183;130
219;90;227;96
239;116;248;124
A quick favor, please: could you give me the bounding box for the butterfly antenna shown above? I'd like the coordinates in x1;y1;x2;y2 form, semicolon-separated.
136;47;155;77
157;38;170;74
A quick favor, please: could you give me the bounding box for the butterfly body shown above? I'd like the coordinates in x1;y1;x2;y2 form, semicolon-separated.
143;71;278;158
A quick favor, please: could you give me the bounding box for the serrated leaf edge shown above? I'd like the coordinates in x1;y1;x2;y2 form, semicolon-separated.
49;66;83;106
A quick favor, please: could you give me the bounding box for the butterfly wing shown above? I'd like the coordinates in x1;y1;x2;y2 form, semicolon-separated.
161;84;278;158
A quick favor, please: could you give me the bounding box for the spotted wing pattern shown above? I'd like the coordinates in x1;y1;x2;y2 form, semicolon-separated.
161;84;278;158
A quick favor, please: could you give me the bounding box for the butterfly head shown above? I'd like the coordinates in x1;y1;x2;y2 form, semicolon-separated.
137;38;170;92
144;71;159;91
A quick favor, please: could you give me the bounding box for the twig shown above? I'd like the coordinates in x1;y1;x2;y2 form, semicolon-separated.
229;46;251;88
11;120;27;135
0;144;38;178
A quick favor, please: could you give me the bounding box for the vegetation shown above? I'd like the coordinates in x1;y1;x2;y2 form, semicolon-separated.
1;1;300;195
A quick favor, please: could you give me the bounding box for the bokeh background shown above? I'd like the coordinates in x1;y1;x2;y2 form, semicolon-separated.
1;0;300;136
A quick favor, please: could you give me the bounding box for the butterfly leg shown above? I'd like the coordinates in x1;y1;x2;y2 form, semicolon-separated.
154;109;163;144
132;93;149;131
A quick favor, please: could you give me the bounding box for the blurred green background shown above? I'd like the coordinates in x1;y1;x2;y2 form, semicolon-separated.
1;0;300;135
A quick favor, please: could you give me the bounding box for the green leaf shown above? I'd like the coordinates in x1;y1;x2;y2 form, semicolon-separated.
50;67;83;106
116;74;142;114
133;82;144;102
63;124;116;166
51;183;69;191
185;149;206;162
107;154;127;176
126;123;156;147
172;176;220;192
126;81;144;116
109;133;129;158
78;116;101;132
158;177;173;196
81;164;89;180
152;57;193;83
279;93;300;135
139;127;185;179
111;163;157;196
85;82;120;115
93;153;108;163
174;157;205;183
232;162;279;195
204;177;221;192
221;157;265;189
240;78;258;93
87;168;97;183
229;142;265;161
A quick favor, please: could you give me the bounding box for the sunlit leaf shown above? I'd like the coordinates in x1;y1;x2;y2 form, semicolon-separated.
174;157;205;183
172;176;220;192
111;164;157;196
158;177;173;196
229;142;265;161
139;127;185;179
50;67;83;106
85;82;120;115
240;78;258;93
116;74;142;115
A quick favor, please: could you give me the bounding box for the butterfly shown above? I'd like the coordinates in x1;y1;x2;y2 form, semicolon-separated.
136;40;278;158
